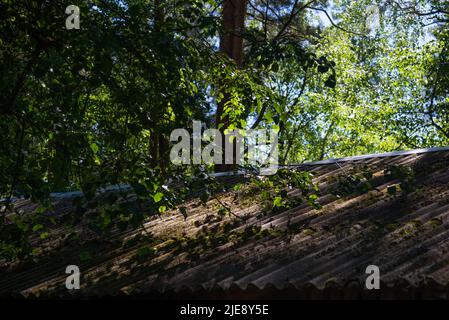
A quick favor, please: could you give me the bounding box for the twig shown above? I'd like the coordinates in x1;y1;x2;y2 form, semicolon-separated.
306;6;366;37
213;195;242;219
273;0;319;42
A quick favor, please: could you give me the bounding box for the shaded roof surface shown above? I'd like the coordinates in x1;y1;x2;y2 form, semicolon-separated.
1;148;449;298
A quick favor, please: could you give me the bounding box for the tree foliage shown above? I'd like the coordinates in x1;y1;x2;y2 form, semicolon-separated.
0;0;448;260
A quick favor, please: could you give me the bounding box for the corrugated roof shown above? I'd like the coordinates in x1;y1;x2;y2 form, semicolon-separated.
1;148;449;298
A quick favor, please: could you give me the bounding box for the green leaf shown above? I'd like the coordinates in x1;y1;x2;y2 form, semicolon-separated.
153;192;164;203
40;232;49;240
32;224;43;232
200;191;210;204
324;75;336;88
136;246;154;258
79;251;92;262
318;65;329;73
273;196;284;208
90;143;99;154
307;194;322;209
36;206;46;214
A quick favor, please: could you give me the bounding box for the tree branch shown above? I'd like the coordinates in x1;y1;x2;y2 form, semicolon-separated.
273;0;318;42
306;6;366;37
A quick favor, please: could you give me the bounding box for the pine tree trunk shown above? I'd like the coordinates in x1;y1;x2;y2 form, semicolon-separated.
215;0;247;172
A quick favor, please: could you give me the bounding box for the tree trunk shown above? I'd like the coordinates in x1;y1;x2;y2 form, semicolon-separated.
215;0;248;172
150;0;169;170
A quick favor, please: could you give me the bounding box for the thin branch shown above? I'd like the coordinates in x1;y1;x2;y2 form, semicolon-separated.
388;0;449;16
273;0;318;42
281;115;316;164
264;0;269;40
251;0;282;20
388;0;449;26
291;71;309;108
251;103;269;130
421;19;449;27
318;120;335;160
1;40;50;115
425;75;449;139
306;6;366;37
213;195;242;219
429;114;449;139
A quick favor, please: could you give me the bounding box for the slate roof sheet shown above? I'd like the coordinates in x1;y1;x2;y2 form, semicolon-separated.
1;148;449;298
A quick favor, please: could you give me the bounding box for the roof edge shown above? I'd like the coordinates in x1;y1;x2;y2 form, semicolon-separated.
292;146;449;166
3;146;449;202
